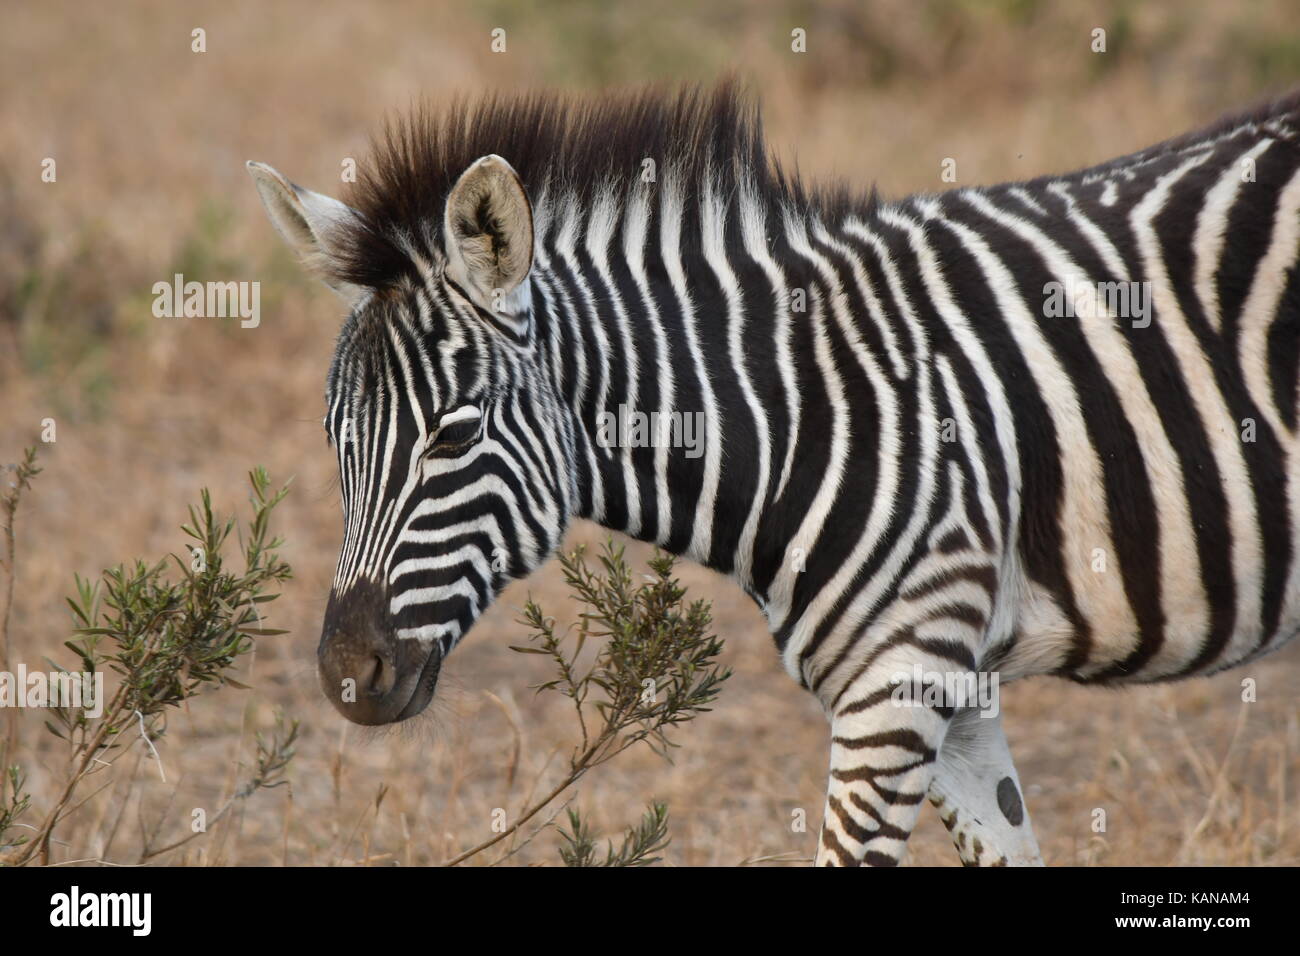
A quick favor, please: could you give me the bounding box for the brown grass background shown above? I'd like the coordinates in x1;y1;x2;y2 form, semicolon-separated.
2;0;1298;866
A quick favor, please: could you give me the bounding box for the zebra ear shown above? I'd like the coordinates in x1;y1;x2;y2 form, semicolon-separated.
246;161;365;307
443;154;533;318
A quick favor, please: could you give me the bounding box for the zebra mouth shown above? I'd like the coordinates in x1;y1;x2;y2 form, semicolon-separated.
393;643;442;721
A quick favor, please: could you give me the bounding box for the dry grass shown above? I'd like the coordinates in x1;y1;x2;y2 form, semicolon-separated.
1;0;1297;866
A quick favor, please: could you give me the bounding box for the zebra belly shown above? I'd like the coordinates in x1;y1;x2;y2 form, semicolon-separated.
1002;577;1300;685
1003;452;1300;686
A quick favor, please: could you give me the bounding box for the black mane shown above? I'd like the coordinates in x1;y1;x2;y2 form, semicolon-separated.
333;80;862;290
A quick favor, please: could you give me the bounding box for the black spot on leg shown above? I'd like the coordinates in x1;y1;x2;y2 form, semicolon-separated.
997;776;1024;826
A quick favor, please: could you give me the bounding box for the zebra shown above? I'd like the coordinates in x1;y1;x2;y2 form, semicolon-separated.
248;83;1300;866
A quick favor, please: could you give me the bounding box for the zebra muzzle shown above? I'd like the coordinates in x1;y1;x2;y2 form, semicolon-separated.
318;579;443;724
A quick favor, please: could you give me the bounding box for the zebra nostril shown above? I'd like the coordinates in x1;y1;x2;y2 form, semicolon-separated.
359;653;396;695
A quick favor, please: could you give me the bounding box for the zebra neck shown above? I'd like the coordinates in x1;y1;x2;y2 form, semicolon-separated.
532;203;907;619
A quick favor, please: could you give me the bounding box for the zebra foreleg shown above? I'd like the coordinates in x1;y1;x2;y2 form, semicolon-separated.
927;707;1043;866
815;697;951;866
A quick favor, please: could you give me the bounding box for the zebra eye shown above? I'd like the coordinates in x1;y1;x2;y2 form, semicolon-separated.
426;409;483;457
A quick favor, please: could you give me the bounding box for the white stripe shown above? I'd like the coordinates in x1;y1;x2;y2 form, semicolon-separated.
584;187;642;534
1194;139;1274;331
660;167;722;563
624;185;675;545
738;183;801;501
1238;164;1300;439
701;178;769;588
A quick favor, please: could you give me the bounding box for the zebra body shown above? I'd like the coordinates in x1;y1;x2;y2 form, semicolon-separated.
249;85;1300;865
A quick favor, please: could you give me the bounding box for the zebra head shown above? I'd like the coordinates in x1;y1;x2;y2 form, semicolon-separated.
249;155;573;725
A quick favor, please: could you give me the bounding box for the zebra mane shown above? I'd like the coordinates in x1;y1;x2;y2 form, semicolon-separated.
331;80;864;291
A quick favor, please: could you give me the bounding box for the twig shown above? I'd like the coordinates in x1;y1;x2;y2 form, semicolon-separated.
489;796;575;866
135;711;166;783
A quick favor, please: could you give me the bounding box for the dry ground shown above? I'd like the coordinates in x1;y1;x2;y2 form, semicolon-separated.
1;0;1297;866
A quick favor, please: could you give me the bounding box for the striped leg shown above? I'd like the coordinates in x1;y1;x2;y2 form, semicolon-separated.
815;689;950;866
928;707;1043;866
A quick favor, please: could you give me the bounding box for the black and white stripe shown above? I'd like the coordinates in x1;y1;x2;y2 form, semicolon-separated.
250;84;1300;865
